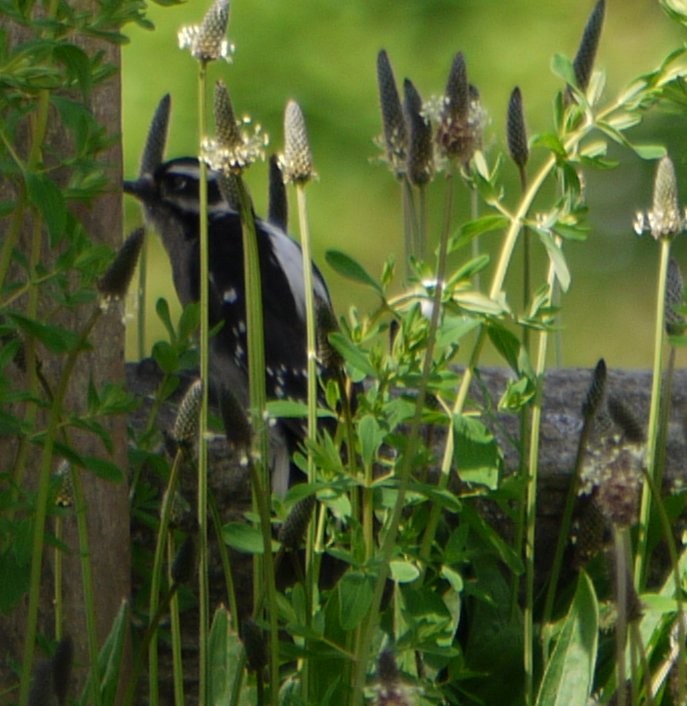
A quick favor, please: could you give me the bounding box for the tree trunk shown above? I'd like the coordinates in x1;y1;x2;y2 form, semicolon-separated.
0;11;130;706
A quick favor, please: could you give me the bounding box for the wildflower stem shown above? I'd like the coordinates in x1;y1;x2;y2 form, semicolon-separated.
137;235;148;359
167;537;186;706
196;59;211;706
523;258;557;706
634;235;671;589
234;176;278;706
148;447;184;706
295;184;318;484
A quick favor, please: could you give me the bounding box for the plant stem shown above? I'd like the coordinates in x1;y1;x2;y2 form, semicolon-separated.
634;236;671;590
196;59;211;706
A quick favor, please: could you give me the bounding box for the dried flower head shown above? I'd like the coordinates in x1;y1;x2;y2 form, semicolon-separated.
435;53;484;165
666;257;686;335
404;79;434;186
268;154;288;230
506;86;528;172
98;227;145;303
373;648;413;706
172;379;203;448
376;49;407;179
201;81;268;174
178;0;233;63
572;0;605;92
281;100;315;184
634;156;687;240
595;447;643;528
219;387;252;450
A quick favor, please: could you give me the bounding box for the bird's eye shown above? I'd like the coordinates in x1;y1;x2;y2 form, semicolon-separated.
171;175;188;192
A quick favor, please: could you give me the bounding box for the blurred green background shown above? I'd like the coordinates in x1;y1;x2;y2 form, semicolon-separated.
122;0;687;369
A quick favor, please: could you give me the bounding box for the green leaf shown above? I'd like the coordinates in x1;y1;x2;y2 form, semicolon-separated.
551;52;577;86
325;250;383;294
222;522;278;554
155;297;176;341
80;455;124;483
7;313;81;353
453;415;502;489
358;414;385;468
389;559;420;583
538;231;571;293
327;332;376;377
450;216;508;252
151;340;178;374
531;132;566;157
53;43;92;97
25;171;67;245
208;607;251;706
338;571;375;630
535;572;598;706
630;143;667;160
487;322;521;373
440;565;464;592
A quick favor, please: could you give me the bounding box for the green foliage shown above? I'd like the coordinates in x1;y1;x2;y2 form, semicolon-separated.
5;1;687;706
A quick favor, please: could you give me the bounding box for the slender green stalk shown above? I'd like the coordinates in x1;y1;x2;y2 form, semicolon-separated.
148;449;184;706
69;464;102;706
167;537;185;706
614;527;629;706
295;185;318;484
523;267;555;706
634;236;671;589
401;179;417;281
209;492;239;629
137;234;148;360
196;60;211;706
234;178;278;706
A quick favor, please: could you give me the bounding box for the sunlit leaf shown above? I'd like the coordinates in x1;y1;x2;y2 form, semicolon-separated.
535;572;598;706
325;250;383;294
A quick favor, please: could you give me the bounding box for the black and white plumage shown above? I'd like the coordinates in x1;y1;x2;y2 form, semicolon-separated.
124;98;337;494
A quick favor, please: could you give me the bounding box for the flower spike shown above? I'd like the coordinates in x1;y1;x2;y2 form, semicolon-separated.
178;0;233;63
281;100;315;185
507;86;528;171
404;79;433;186
376;49;407;178
634;155;687;240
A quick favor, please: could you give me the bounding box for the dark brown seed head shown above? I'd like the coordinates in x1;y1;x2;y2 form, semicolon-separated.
377;49;407;179
582;358;606;419
140;94;170;176
572;0;605;92
404;79;433;186
52;636;73;706
241;618;267;672
506;87;528;171
219;387;253;451
278;494;316;551
97;227;145;302
607;396;645;444
436;53;483;164
573;496;612;568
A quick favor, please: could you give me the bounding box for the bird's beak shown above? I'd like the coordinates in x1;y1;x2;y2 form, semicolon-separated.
123;174;155;202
